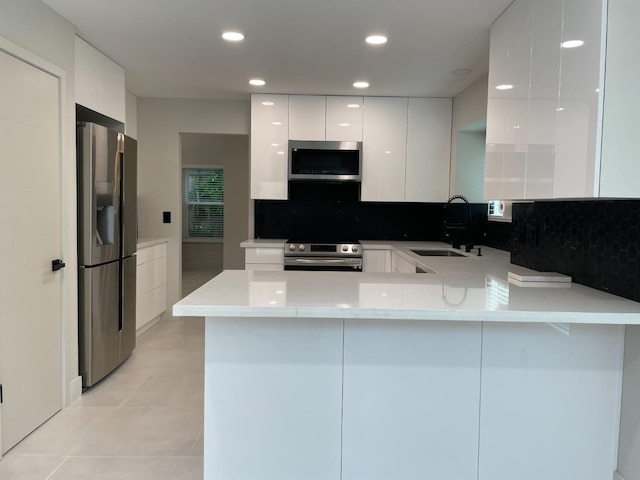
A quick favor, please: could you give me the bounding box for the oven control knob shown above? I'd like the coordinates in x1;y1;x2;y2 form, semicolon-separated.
351;246;359;253
288;244;296;251
299;244;305;251
342;245;348;252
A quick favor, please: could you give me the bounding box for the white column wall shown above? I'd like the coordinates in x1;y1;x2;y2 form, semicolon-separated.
136;98;250;314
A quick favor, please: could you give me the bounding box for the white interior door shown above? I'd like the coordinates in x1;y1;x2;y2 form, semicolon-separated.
0;48;63;455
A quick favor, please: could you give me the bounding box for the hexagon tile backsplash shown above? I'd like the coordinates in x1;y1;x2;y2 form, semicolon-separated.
511;200;640;302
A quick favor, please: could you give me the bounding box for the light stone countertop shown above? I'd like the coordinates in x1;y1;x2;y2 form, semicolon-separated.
240;239;288;248
174;243;640;324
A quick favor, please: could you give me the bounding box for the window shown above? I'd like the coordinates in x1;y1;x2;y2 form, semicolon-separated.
183;167;224;239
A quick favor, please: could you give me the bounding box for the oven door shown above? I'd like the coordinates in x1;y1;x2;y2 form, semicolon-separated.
284;257;363;272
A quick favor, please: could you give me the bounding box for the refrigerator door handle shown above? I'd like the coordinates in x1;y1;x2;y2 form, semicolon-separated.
51;259;66;271
113;133;124;214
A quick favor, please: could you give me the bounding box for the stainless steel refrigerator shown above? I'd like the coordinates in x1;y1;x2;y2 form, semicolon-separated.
77;122;137;388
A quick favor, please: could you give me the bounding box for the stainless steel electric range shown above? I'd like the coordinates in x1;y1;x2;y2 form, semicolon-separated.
284;240;363;272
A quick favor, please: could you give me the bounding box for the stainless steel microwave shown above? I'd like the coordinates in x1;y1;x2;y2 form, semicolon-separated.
289;140;362;182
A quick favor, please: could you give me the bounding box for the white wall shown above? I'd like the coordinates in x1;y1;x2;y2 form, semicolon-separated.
180;133;249;271
455;130;486;203
137;98;250;314
0;0;79;406
125;92;137;139
450;74;488;200
618;325;640;480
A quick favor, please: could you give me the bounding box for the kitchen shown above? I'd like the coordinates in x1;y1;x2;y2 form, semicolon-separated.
1;0;640;479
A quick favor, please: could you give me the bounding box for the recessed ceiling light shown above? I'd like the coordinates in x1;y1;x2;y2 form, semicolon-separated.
353;81;369;89
365;35;387;45
385;150;392;154
561;40;584;48
347;103;361;108
222;31;245;42
249;79;266;86
450;68;473;76
271;143;279;146
272;121;282;126
496;84;513;90
339;123;351;127
262;101;275;106
276;151;285;155
556;107;565;112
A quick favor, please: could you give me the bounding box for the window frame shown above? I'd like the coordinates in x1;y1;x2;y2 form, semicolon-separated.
182;165;225;242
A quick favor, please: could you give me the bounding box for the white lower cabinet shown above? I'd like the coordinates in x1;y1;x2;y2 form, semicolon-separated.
478;322;624;480
136;242;167;332
362;249;391;273
243;246;284;271
342;319;482;480
205;317;343;480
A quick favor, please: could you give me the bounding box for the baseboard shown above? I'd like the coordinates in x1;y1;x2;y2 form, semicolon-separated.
614;471;626;480
136;315;162;337
69;375;83;405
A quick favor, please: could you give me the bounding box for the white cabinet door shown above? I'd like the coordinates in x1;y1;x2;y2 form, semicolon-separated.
205;317;343;480
361;97;408;202
499;0;532;201
326;96;363;141
251;94;289;199
479;323;623;480
288;95;326;140
554;0;603;198
525;0;562;199
406;98;452;202
342;320;482;480
484;6;512;201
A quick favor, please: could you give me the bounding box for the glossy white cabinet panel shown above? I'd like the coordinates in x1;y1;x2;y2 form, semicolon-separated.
405;98;452;202
599;0;640;197
479;322;624;480
526;0;562;199
326;96;363;141
618;325;640;479
391;251;415;273
362;249;391;273
361;97;408;202
250;94;289;199
75;37;126;123
136;242;167;331
342;319;481;480
555;0;603;198
288;95;326;140
244;247;284;264
204;317;343;480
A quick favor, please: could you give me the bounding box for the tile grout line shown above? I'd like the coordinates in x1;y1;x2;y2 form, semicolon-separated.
43;456;70;480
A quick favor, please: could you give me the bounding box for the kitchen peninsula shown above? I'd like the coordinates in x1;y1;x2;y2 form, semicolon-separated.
173;245;640;480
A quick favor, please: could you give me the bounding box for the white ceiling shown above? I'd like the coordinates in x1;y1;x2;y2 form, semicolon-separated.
42;0;513;100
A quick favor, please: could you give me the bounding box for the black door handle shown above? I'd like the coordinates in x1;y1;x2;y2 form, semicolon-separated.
52;259;66;271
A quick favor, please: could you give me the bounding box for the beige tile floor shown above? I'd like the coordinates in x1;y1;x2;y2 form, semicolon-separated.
0;269;210;480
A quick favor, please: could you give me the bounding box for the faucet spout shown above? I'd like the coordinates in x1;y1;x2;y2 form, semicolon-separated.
444;195;473;251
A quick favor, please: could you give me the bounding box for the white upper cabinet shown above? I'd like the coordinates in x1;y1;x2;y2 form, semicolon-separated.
486;0;640;199
75;36;126;123
406;98;452;202
326;96;364;141
526;0;563;199
251;94;289;200
554;0;603;198
598;0;640;197
288;95;326;140
361;97;408;202
251;94;452;202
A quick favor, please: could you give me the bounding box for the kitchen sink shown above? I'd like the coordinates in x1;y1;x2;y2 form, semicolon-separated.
411;249;467;257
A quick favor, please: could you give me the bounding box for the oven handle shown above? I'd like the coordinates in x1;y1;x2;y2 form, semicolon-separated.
291;258;355;264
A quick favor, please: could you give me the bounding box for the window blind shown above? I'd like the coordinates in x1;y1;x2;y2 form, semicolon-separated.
183;167;224;238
